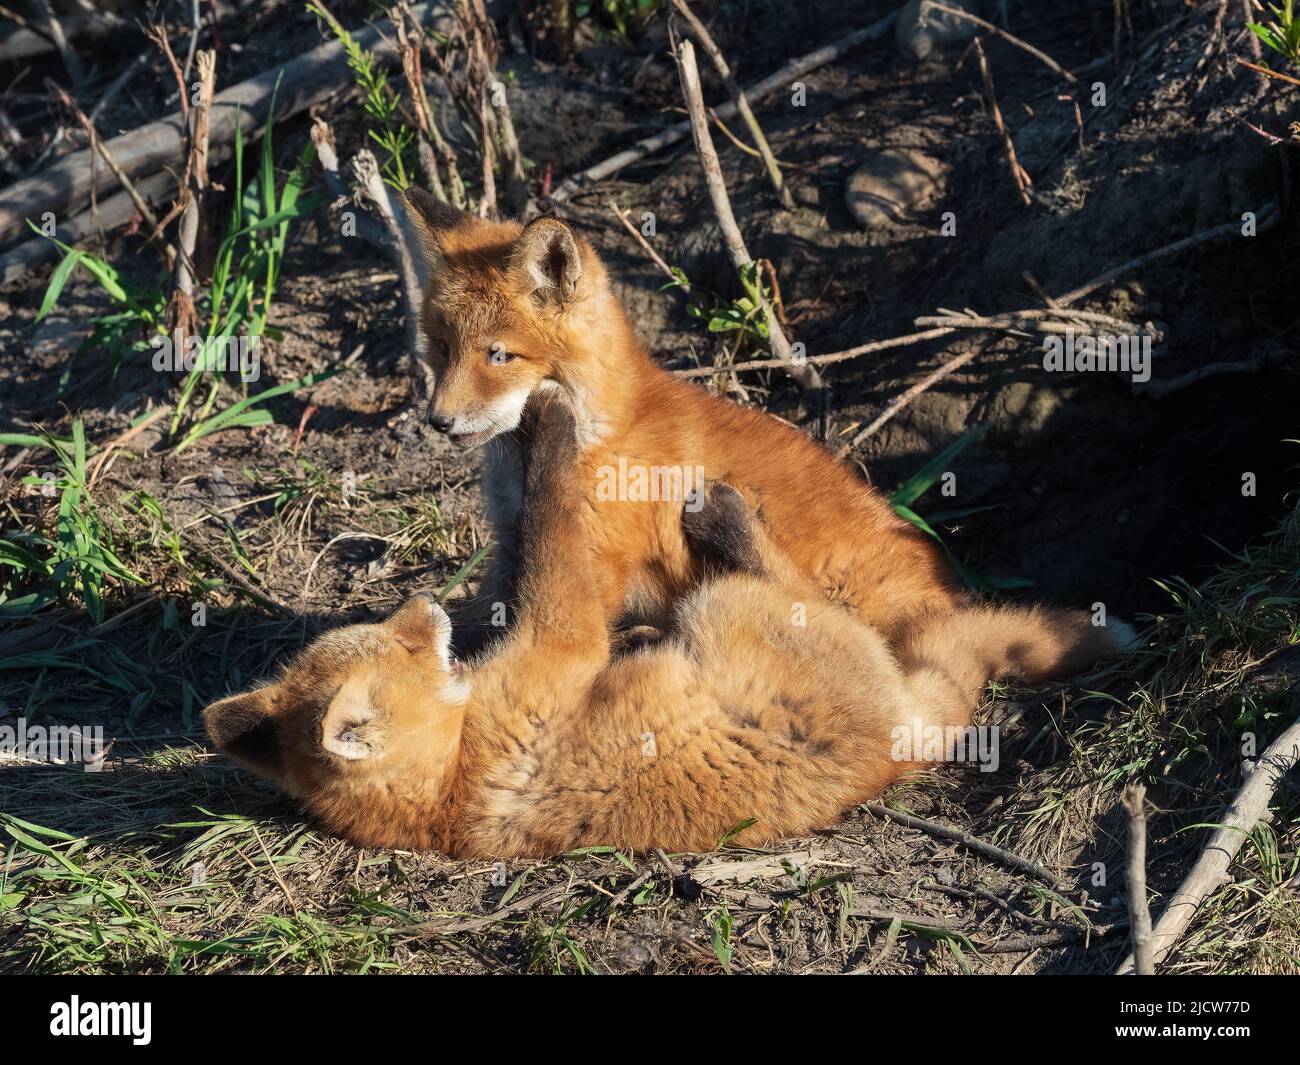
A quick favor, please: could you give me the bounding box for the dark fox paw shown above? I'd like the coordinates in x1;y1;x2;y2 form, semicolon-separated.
681;483;765;576
520;388;579;490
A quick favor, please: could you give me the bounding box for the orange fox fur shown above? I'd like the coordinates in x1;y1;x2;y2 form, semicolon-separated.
205;396;1130;856
403;191;962;642
398;191;1129;683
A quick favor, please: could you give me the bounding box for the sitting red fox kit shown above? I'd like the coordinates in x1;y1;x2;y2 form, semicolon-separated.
205;396;1130;855
400;189;1131;664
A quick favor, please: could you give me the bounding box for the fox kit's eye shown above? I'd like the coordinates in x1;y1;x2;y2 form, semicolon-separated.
487;343;516;366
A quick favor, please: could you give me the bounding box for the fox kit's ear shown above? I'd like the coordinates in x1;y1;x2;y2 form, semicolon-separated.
204;685;282;777
387;593;449;654
321;676;379;761
400;187;470;288
511;217;582;307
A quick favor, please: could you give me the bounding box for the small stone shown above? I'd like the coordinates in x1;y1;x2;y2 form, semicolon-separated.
845;148;943;227
896;0;979;62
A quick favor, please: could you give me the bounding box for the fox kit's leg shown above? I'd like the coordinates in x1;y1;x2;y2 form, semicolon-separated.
507;393;611;660
450;434;525;657
682;483;821;597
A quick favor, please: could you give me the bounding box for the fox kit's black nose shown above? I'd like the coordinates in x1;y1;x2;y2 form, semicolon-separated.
427;412;455;433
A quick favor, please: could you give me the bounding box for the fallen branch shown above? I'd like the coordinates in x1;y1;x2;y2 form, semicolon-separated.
0;171;176;286
922;1;1077;82
1054;202;1279;307
0;2;457;250
672;34;824;402
609;200;681;287
1134;347;1290;399
1121;784;1155;975
670;0;792;209
674;326;957;378
973;37;1032;206
861;801;1066;890
914;308;1159;338
46;80;163;242
838;336;995;452
1116;704;1300;974
552;10;899;203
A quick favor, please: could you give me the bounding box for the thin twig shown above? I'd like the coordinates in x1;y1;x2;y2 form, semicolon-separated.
47;81;163;242
922;1;1077;82
1054;203;1279;307
609;200;680;287
551;12;899;202
860;801;1066;890
670;0;793;208
671;33;824;402
674;326;957;378
838;337;995;451
974;37;1032;205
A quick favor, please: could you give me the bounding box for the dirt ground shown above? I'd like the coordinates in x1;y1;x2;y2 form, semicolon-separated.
0;0;1298;974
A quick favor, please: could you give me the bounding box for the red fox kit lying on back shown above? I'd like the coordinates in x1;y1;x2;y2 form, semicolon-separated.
205;395;1130;855
400;190;1133;666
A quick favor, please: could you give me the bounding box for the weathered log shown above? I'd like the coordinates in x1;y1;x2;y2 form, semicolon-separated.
0;2;457;251
0;171;175;286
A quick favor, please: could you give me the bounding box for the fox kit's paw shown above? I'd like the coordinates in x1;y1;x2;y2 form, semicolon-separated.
682;483;765;576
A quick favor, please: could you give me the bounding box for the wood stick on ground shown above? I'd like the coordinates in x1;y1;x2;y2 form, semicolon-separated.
405;883;568;937
973;37;1032;206
88;50;152;127
670;0;793;209
860;801;1066;890
836;336;996;454
1242;0;1263;60
675;326;958;378
922;1;1077;82
1121;784;1155;975
168;50;215;350
1133;348;1289;399
1116;710;1300;974
672;35;824;401
913;309;1157;338
609;200;681;287
1055;202;1279;307
828;207;1275;454
551;10;899;203
351;150;430;400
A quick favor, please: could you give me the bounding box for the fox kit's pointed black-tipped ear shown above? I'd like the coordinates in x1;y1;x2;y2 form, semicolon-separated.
511;217;582;307
204;686;282;778
400;188;470;287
